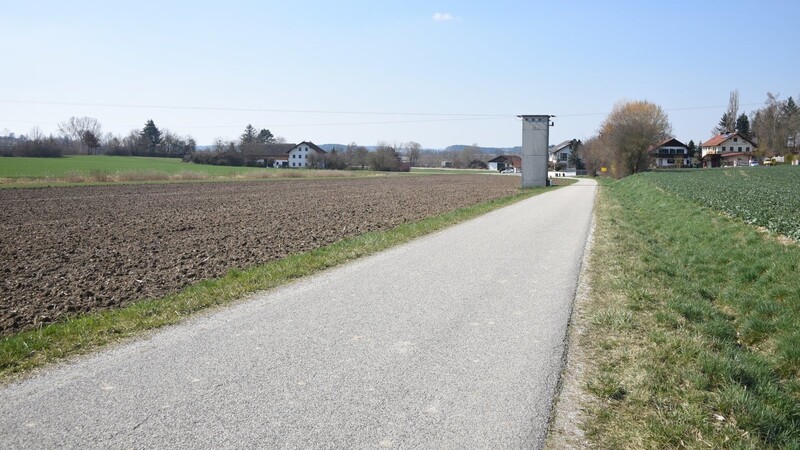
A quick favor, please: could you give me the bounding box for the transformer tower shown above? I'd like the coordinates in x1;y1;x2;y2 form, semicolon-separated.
518;115;553;188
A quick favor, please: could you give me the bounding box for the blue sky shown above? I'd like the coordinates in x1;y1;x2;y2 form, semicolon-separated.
1;0;799;148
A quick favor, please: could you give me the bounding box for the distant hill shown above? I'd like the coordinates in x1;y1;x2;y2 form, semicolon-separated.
319;144;379;152
444;145;521;154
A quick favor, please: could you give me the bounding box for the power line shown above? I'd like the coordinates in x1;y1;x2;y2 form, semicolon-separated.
1;98;765;120
1;99;767;131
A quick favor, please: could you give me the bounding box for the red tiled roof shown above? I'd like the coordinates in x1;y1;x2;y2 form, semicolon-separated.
701;133;756;148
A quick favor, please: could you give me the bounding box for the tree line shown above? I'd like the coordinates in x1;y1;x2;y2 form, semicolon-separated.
1;117;196;158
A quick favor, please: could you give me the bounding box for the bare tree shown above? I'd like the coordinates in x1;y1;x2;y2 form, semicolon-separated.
726;89;739;133
712;90;740;135
456;144;481;168
405;141;422;166
58;116;102;154
353;145;369;169
28;125;45;142
369;141;401;171
599;100;672;178
751;92;787;157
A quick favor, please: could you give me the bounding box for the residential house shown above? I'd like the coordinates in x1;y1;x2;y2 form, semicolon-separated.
287;141;327;168
487;154;522;172
649;138;690;168
548;140;575;167
701;133;757;168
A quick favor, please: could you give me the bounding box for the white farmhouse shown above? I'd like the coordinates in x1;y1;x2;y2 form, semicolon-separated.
701;133;757;168
287;141;327;168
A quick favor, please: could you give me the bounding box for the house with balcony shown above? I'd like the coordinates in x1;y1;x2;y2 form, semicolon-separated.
701;133;757;168
649;138;690;168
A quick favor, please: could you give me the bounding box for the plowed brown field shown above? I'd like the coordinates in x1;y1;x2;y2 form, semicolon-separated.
1;175;520;335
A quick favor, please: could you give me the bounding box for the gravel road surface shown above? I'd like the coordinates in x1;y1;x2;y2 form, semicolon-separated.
0;178;596;449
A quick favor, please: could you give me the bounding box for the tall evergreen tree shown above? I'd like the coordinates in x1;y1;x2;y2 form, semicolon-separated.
257;128;275;144
240;124;257;144
783;96;799;117
140;120;162;151
687;140;696;156
736;113;751;138
783;97;800;151
714;112;731;134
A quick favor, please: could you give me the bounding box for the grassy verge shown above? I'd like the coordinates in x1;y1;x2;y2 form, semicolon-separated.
0;181;572;381
577;176;800;448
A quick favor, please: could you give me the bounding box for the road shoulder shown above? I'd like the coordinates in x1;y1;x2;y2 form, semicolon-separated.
545;208;596;449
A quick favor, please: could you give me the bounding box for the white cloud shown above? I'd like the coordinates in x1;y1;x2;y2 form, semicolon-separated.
432;12;455;22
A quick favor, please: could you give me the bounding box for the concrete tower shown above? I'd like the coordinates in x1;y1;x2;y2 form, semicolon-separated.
518;115;553;188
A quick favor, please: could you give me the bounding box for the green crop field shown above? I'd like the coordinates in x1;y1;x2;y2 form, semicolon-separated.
0;156;268;179
0;155;381;187
642;166;800;240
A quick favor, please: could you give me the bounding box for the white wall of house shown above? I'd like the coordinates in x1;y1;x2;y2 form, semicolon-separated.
549;148;571;164
488;162;499;171
702;137;753;157
288;144;318;168
654;145;690;166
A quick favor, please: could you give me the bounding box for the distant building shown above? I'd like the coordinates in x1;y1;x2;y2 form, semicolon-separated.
287;141;326;168
548;140;576;166
701;133;756;168
487;155;522;171
649;138;690;168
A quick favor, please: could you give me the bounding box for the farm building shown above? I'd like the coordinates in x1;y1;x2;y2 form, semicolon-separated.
242;141;326;168
287;142;327;168
487;155;522;171
649;138;690;168
701;133;756;168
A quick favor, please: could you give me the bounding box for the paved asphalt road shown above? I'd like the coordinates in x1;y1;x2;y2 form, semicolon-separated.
0;178;597;449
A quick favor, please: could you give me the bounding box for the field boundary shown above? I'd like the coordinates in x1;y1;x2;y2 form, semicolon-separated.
0;181;573;382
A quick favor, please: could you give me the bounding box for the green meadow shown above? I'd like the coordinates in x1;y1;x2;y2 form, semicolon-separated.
0;155;379;187
0;155;268;179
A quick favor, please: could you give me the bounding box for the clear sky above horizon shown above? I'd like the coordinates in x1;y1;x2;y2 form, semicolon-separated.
1;0;799;148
